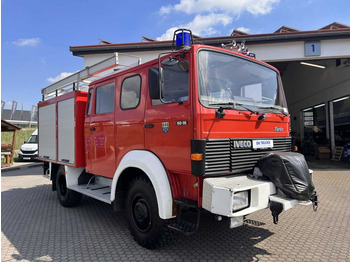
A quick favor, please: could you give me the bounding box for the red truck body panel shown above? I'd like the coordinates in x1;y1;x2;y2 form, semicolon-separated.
39;44;290;206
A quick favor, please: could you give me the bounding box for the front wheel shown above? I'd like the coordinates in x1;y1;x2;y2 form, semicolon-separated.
56;166;82;207
126;176;173;249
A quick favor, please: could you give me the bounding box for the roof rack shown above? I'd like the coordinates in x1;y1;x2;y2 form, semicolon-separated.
41;52;141;100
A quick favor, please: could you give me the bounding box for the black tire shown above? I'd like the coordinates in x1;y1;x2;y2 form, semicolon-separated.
56;166;82;207
126;176;173;249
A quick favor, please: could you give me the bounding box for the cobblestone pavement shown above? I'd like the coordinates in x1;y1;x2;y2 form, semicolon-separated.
2;166;350;262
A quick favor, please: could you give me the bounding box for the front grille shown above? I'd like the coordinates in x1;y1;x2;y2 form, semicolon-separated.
193;137;292;176
21;150;37;154
205;139;231;175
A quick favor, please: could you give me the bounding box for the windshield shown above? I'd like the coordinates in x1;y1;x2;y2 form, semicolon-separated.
27;135;38;143
197;50;288;113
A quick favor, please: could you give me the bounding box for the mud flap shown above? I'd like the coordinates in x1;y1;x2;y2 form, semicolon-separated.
270;201;283;224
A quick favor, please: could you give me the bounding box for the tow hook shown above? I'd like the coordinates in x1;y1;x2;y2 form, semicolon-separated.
310;191;319;212
270;201;283;224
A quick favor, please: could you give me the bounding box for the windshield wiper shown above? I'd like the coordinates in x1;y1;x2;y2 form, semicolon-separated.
209;102;258;115
258;106;289;116
208;102;235;107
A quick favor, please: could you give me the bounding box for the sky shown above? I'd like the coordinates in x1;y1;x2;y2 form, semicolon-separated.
2;0;350;110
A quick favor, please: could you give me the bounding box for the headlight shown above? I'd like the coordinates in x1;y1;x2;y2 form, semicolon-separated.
232;191;249;211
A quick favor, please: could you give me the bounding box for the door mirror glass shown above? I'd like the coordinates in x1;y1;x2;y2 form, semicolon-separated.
178;60;189;72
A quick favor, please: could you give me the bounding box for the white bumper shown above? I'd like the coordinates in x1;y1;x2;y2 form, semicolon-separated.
203;175;275;217
202;175;311;218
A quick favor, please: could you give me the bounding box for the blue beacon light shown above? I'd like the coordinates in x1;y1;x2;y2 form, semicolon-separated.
173;29;193;50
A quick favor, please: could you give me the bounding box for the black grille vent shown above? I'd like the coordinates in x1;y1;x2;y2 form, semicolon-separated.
204;137;291;176
21;150;37;154
205;139;231;176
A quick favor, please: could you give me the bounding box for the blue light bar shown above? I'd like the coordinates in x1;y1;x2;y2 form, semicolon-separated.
173;29;193;50
176;32;191;50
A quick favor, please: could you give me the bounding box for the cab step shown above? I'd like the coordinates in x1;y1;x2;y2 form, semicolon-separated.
168;199;200;235
168;219;198;234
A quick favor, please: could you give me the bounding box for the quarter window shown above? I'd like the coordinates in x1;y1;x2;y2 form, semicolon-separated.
95;83;115;114
86;88;94;116
121;75;141;110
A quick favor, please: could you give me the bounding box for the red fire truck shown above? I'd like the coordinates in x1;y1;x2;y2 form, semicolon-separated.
39;29;317;249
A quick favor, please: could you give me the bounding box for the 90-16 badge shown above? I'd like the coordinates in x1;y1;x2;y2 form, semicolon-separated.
176;121;188;126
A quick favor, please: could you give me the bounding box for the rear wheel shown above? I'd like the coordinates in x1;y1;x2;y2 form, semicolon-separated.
56;166;82;207
126;176;173;249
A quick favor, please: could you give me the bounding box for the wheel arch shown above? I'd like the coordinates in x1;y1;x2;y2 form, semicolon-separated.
111;150;174;219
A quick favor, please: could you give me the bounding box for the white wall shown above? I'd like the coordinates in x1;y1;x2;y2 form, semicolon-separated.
83;51;161;68
82;39;350;67
249;39;350;62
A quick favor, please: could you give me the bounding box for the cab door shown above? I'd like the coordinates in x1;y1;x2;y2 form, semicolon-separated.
144;59;192;174
84;82;116;178
114;73;145;166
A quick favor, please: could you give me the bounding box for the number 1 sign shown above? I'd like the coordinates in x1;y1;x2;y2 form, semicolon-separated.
305;41;321;56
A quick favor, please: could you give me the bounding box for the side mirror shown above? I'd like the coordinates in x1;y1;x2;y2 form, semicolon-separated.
24;140;27;144
178;60;189;72
148;67;164;100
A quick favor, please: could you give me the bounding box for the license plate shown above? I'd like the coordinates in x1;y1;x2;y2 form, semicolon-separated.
23;157;31;160
253;140;273;149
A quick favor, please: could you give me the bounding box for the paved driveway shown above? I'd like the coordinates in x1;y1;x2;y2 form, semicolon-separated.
2;166;350;262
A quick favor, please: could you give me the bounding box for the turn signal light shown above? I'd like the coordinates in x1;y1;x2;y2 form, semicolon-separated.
191;153;203;161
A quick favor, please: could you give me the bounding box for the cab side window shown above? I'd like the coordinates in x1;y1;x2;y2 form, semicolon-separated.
95;83;115;114
121;75;141;110
86;88;94;116
163;64;189;102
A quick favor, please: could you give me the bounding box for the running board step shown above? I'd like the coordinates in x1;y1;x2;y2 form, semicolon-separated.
69;184;112;204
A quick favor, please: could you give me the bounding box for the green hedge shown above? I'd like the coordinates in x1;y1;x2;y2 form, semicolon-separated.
1;128;36;151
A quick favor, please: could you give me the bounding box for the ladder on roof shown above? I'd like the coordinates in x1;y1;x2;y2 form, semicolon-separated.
41;52;142;100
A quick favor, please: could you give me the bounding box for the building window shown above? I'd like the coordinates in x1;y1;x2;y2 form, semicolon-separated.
333;96;350;148
95;83;115;114
121;75;141;110
303;104;327;155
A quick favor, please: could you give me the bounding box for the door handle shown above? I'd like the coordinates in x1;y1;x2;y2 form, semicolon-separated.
90;127;96;131
143;124;155;128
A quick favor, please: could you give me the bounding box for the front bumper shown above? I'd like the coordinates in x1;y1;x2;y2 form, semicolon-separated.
19;152;38;160
202;175;311;227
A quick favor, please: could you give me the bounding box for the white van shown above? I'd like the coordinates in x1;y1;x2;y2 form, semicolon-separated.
19;129;38;161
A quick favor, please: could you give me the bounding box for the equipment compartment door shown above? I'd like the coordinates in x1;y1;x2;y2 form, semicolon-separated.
38;103;57;161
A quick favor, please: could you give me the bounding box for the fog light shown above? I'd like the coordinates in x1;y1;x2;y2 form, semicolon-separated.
233;191;249;211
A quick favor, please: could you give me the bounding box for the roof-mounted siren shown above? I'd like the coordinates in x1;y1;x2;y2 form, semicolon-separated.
172;29;193;51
